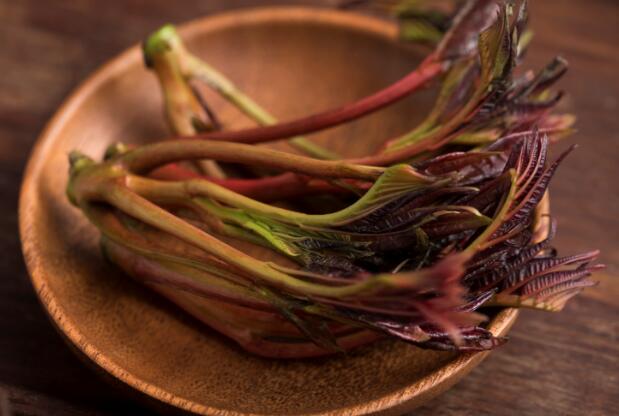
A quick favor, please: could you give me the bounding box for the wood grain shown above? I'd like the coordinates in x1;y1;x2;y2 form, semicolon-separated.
2;0;618;415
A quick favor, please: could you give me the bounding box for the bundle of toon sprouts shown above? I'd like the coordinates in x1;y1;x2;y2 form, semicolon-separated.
67;0;602;357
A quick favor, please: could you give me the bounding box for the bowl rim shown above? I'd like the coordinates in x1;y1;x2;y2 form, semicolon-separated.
19;6;519;415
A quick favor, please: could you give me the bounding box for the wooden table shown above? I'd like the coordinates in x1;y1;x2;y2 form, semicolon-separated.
1;0;617;414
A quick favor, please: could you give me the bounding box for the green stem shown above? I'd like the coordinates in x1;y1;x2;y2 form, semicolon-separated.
184;54;339;160
120;139;383;180
145;24;338;160
103;236;272;310
462;170;517;257
145;29;226;179
382;78;486;155
125;163;434;227
98;183;426;298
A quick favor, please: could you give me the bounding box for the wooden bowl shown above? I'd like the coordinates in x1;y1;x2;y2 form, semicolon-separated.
19;7;519;415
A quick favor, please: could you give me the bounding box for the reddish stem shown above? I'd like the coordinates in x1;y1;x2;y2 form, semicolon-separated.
176;58;443;144
150;164;348;201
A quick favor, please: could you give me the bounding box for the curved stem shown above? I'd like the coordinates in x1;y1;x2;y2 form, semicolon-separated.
103;237;274;311
174;57;443;144
146;33;227;178
145;24;339;160
163;0;502;146
101;185;428;297
184;55;340;160
124;174;379;227
462;170;517;256
121;140;384;180
126;160;436;228
149;165;344;201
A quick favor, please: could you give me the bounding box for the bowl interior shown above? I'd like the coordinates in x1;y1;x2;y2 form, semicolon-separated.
20;8;513;415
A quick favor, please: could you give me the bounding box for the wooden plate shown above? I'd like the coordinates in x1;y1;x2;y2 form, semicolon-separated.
19;7;518;415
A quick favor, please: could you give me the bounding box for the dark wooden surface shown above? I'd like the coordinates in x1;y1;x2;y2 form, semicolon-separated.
1;0;617;415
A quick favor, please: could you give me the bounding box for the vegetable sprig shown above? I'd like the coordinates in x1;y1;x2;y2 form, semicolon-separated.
65;0;602;358
68;146;481;353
